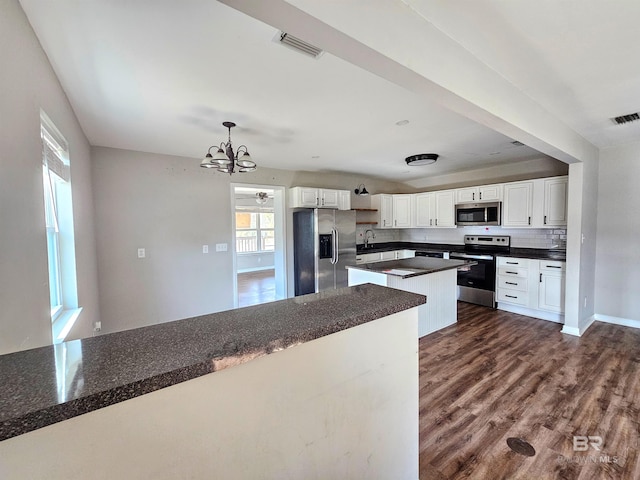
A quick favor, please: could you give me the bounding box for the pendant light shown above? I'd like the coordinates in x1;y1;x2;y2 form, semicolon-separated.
200;122;256;174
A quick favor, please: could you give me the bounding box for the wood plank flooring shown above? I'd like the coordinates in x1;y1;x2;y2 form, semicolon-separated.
419;302;640;479
237;269;276;307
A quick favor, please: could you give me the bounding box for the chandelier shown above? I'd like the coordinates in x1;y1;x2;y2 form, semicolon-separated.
200;121;256;174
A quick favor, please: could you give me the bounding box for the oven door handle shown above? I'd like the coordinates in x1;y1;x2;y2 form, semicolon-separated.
450;253;494;261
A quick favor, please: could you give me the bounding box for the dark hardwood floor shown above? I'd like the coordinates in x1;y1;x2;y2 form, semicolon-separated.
237;269;276;307
419;302;640;479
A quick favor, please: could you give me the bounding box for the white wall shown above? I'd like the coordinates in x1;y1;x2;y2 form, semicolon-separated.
595;142;640;322
0;0;99;354
92;146;409;335
405;157;568;191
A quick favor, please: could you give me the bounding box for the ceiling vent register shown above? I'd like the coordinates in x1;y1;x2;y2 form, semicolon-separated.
277;32;324;59
612;112;640;125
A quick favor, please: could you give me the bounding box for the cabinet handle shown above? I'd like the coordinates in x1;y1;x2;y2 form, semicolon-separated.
505;295;518;299
506;271;518;275
322;198;325;206
316;198;319;206
435;219;438;226
544;215;547;225
528;216;531;225
394;220;397;226
472;192;475;200
506;281;518;285
430;219;432;226
546;265;562;269
540;273;542;283
479;192;482;200
506;261;518;265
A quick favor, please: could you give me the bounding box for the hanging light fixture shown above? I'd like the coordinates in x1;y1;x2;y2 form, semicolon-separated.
354;184;369;196
200;121;256;174
255;192;269;204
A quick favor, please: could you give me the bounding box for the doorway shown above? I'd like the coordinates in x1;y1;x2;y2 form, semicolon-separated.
231;184;286;308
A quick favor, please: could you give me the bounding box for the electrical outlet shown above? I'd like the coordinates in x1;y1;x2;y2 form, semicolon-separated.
584;297;587;308
202;245;209;254
216;243;228;252
137;248;146;258
94;321;101;332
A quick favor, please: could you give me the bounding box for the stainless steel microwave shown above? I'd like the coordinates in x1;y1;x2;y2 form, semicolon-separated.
455;202;501;226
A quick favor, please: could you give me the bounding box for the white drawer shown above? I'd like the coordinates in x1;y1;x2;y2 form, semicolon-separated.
497;289;529;306
540;260;566;272
355;256;364;265
498;276;528;292
498;266;528;278
497;257;529;268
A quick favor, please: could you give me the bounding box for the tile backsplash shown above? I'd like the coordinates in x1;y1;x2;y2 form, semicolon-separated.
356;225;567;250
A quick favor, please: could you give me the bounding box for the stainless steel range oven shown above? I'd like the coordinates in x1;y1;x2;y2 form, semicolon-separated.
449;235;510;308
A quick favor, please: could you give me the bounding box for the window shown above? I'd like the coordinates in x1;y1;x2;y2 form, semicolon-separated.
235;211;275;253
41;112;81;342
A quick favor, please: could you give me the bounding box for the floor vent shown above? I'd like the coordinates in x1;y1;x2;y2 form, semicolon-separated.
612;112;640;125
276;32;324;59
506;437;536;457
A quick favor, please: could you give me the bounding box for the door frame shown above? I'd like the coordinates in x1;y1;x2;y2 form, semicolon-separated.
230;183;287;308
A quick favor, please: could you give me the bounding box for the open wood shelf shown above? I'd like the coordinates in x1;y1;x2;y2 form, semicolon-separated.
353;208;378;212
356;222;378;225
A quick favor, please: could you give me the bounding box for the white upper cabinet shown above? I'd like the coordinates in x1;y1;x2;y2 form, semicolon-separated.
337;190;351;211
503;176;568;228
503;181;534;227
478;184;503;202
392;195;412;228
289;187;349;209
434;190;456;227
456;187;478;204
319;189;339;208
414;192;435;227
542;177;568;226
456;184;503;203
371;194;412;228
371;194;394;228
290;187;320;208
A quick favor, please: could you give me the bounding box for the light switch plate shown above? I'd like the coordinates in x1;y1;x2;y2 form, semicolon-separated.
216;243;228;252
202;245;209;254
137;248;146;258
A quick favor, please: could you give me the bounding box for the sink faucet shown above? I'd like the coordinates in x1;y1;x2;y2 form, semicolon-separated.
364;229;376;248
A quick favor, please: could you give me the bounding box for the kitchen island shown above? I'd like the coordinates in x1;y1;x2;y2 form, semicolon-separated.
0;284;425;479
347;257;471;337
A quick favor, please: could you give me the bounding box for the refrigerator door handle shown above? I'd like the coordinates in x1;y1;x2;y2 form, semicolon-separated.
331;228;338;264
334;228;339;264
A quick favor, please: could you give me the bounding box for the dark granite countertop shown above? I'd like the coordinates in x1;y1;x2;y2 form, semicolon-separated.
357;242;565;260
0;284;425;442
357;242;463;254
347;257;472;278
498;248;566;261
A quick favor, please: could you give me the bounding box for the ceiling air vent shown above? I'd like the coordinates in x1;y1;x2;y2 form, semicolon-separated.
276;32;324;59
511;140;525;146
612;112;640;125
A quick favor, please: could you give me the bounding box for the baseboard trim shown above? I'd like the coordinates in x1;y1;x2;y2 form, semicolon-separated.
561;325;581;336
595;313;640;329
496;303;564;324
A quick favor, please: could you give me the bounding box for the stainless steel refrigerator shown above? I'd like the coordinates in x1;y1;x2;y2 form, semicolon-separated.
293;209;356;295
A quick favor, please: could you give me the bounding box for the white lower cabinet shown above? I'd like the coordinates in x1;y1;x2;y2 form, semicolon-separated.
355;249;415;264
496;256;566;322
538;260;566;313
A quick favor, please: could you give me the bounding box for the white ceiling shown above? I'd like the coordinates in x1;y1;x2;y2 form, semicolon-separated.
19;0;640;182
